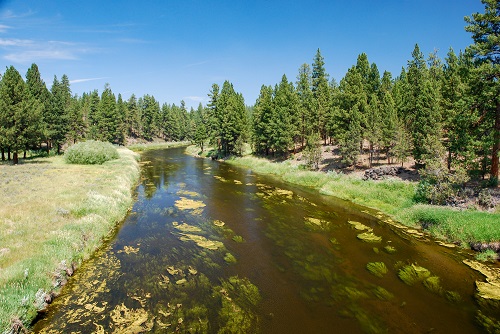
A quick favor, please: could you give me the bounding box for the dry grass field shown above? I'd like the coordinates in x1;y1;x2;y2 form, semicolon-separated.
0;148;139;332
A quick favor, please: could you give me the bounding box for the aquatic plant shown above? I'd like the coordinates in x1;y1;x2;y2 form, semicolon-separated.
383;245;396;254
464;260;500;301
357;232;382;243
177;233;224;250
445;290;462;303
372;286;394;300
366;262;388;278
423;276;443;294
476;310;500;334
224;253;237;263
216;276;261;333
348;220;372;231
397;264;431;286
232;235;245;243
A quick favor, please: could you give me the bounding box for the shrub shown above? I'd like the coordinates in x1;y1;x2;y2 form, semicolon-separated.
65;140;119;165
414;161;469;205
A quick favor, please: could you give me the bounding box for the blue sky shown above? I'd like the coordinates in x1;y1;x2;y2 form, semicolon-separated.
0;0;485;109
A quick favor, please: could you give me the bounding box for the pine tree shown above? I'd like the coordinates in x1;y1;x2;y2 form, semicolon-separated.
296;63;314;148
271;74;297;156
252;84;274;155
0;66;42;164
48;75;71;154
405;44;443;165
126;94;141;138
96;83;118;142
25;63;47;150
312;49;331;142
193;103;208;151
465;0;500;182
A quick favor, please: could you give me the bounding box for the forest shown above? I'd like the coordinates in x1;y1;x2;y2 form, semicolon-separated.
0;1;499;197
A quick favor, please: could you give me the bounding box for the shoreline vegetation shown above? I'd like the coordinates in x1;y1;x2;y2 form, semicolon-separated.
0;147;140;333
185;145;500;251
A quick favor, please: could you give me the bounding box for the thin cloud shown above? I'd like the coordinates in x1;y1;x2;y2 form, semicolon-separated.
184;60;210;68
70;77;109;84
0;25;11;32
0;9;35;20
0;38;34;47
5;50;77;62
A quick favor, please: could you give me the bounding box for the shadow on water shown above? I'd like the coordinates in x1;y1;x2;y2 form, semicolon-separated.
33;147;499;333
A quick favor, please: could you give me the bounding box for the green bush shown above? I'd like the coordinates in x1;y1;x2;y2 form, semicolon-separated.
65;140;119;165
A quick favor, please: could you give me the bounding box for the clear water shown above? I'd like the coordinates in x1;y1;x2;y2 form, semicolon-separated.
33;147;499;333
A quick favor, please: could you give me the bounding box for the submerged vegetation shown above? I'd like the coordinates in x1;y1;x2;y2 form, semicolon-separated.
0;148;140;332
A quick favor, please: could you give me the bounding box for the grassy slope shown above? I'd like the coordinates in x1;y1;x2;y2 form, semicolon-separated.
0;148;140;331
225;154;500;245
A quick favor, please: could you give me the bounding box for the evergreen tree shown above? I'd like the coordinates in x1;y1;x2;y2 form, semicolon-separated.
25;63;48;150
48;75;71;154
312;49;331;142
139;95;160;140
271;74;297;155
405;44;443;164
66;95;86;144
252;85;274;155
193;103;208;151
0;66;42;164
465;0;500;182
206;83;220;150
96;83;118;143
296;63;314;148
126;94;141;138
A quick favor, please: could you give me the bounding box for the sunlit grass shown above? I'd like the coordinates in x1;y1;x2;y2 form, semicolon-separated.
0;148;140;332
127;141;189;152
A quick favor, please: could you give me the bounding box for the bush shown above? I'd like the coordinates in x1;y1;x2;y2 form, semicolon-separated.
414;161;469;205
65;140;119;165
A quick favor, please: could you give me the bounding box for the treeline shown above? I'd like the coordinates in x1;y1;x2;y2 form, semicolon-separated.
0;64;194;164
1;1;498;185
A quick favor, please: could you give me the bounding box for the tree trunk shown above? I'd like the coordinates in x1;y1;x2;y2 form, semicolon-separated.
490;100;500;182
23;151;26;159
7;147;11;160
13;152;18;165
1;148;4;161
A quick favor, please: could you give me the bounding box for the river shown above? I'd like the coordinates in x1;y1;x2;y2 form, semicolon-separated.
33;147;498;333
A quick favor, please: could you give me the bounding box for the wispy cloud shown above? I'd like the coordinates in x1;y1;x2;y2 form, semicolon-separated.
184;60;210;68
70;77;109;84
0;9;35;20
0;39;93;63
0;38;33;47
0;25;11;33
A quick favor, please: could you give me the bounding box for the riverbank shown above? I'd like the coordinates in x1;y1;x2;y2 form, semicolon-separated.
0;148;140;332
186;146;500;251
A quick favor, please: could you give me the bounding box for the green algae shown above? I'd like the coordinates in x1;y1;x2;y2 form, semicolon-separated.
423;276;443;295
215;276;261;333
366;262;388;278
464;259;500;301
357;232;382;243
178;233;224;250
305;217;331;231
476;310;500;334
232;235;245;243
172;222;202;233
224;252;237;263
383;245;396;254
398;264;431;286
445;290;462;303
372;286;394;301
348;220;372;231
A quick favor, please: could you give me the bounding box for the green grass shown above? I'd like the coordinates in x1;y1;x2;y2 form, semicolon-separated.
65;140;119;165
127;140;189;152
223;152;500;245
0;148;140;332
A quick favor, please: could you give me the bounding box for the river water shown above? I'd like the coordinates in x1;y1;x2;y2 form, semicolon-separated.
33;147;499;333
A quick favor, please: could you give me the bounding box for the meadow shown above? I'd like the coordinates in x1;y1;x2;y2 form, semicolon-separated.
0;148;139;332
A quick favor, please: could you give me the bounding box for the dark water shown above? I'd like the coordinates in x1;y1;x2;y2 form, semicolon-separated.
33;147;499;333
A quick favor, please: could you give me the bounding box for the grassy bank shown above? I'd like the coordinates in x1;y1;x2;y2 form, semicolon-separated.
222;154;500;246
0;148;140;332
127;141;190;152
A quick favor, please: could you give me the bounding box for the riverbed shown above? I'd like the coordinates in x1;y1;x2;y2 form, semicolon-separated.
33;147;498;333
